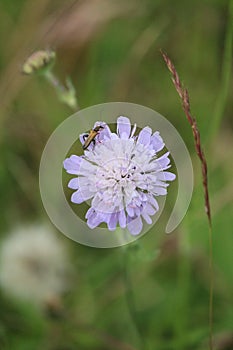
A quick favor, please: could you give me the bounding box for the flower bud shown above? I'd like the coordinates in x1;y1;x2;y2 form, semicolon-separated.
22;50;56;75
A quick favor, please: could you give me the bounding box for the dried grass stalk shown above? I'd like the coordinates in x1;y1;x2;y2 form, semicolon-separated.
161;50;212;228
161;50;213;350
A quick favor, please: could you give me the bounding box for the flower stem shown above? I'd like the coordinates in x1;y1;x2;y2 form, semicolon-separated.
44;70;78;111
44;70;62;92
208;225;214;350
122;246;147;350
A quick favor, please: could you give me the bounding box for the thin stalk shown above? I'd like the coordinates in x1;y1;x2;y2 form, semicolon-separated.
122;247;147;350
44;70;78;111
44;71;63;93
173;229;191;350
161;51;213;350
208;225;214;350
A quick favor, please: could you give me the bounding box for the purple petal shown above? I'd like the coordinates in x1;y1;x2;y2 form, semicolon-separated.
93;121;106;129
71;188;93;203
134;207;141;216
127;215;143;235
107;212;118;231
148;196;159;211
93;122;111;142
156;152;171;170
150;131;165;152
150;180;169;188
109;133;118;140
119;209;126;228
63;155;82;175
152;187;167;196
85;207;93;219
117;116;131;139
126;205;135;217
137;127;152;146
92;195;115;213
86;208;104;229
141;212;152;224
156;171;176;181
144;203;156;216
79;159;97;175
68;178;79;189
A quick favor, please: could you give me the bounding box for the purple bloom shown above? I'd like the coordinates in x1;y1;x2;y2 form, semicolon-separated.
63;117;176;235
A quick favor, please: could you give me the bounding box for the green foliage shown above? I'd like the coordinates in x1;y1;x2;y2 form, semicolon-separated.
0;0;232;349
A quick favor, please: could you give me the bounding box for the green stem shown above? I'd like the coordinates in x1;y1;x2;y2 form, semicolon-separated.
44;71;78;111
173;229;191;350
122;247;147;350
44;71;64;93
209;0;233;141
208;225;214;350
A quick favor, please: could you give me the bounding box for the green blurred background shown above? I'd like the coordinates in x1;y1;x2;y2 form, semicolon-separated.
0;0;232;349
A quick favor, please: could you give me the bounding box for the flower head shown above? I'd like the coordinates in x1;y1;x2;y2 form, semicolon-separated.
0;224;70;306
22;50;56;75
64;117;176;235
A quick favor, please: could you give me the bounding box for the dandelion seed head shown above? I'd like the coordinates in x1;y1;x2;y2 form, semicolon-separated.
0;224;70;306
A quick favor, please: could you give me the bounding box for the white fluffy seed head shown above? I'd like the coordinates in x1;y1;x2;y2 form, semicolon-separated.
0;223;71;306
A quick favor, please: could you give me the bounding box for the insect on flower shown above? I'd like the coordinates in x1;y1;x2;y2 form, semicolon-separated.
82;125;104;150
64;116;176;236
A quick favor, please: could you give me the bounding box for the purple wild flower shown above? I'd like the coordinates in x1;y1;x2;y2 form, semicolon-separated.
63;116;176;235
